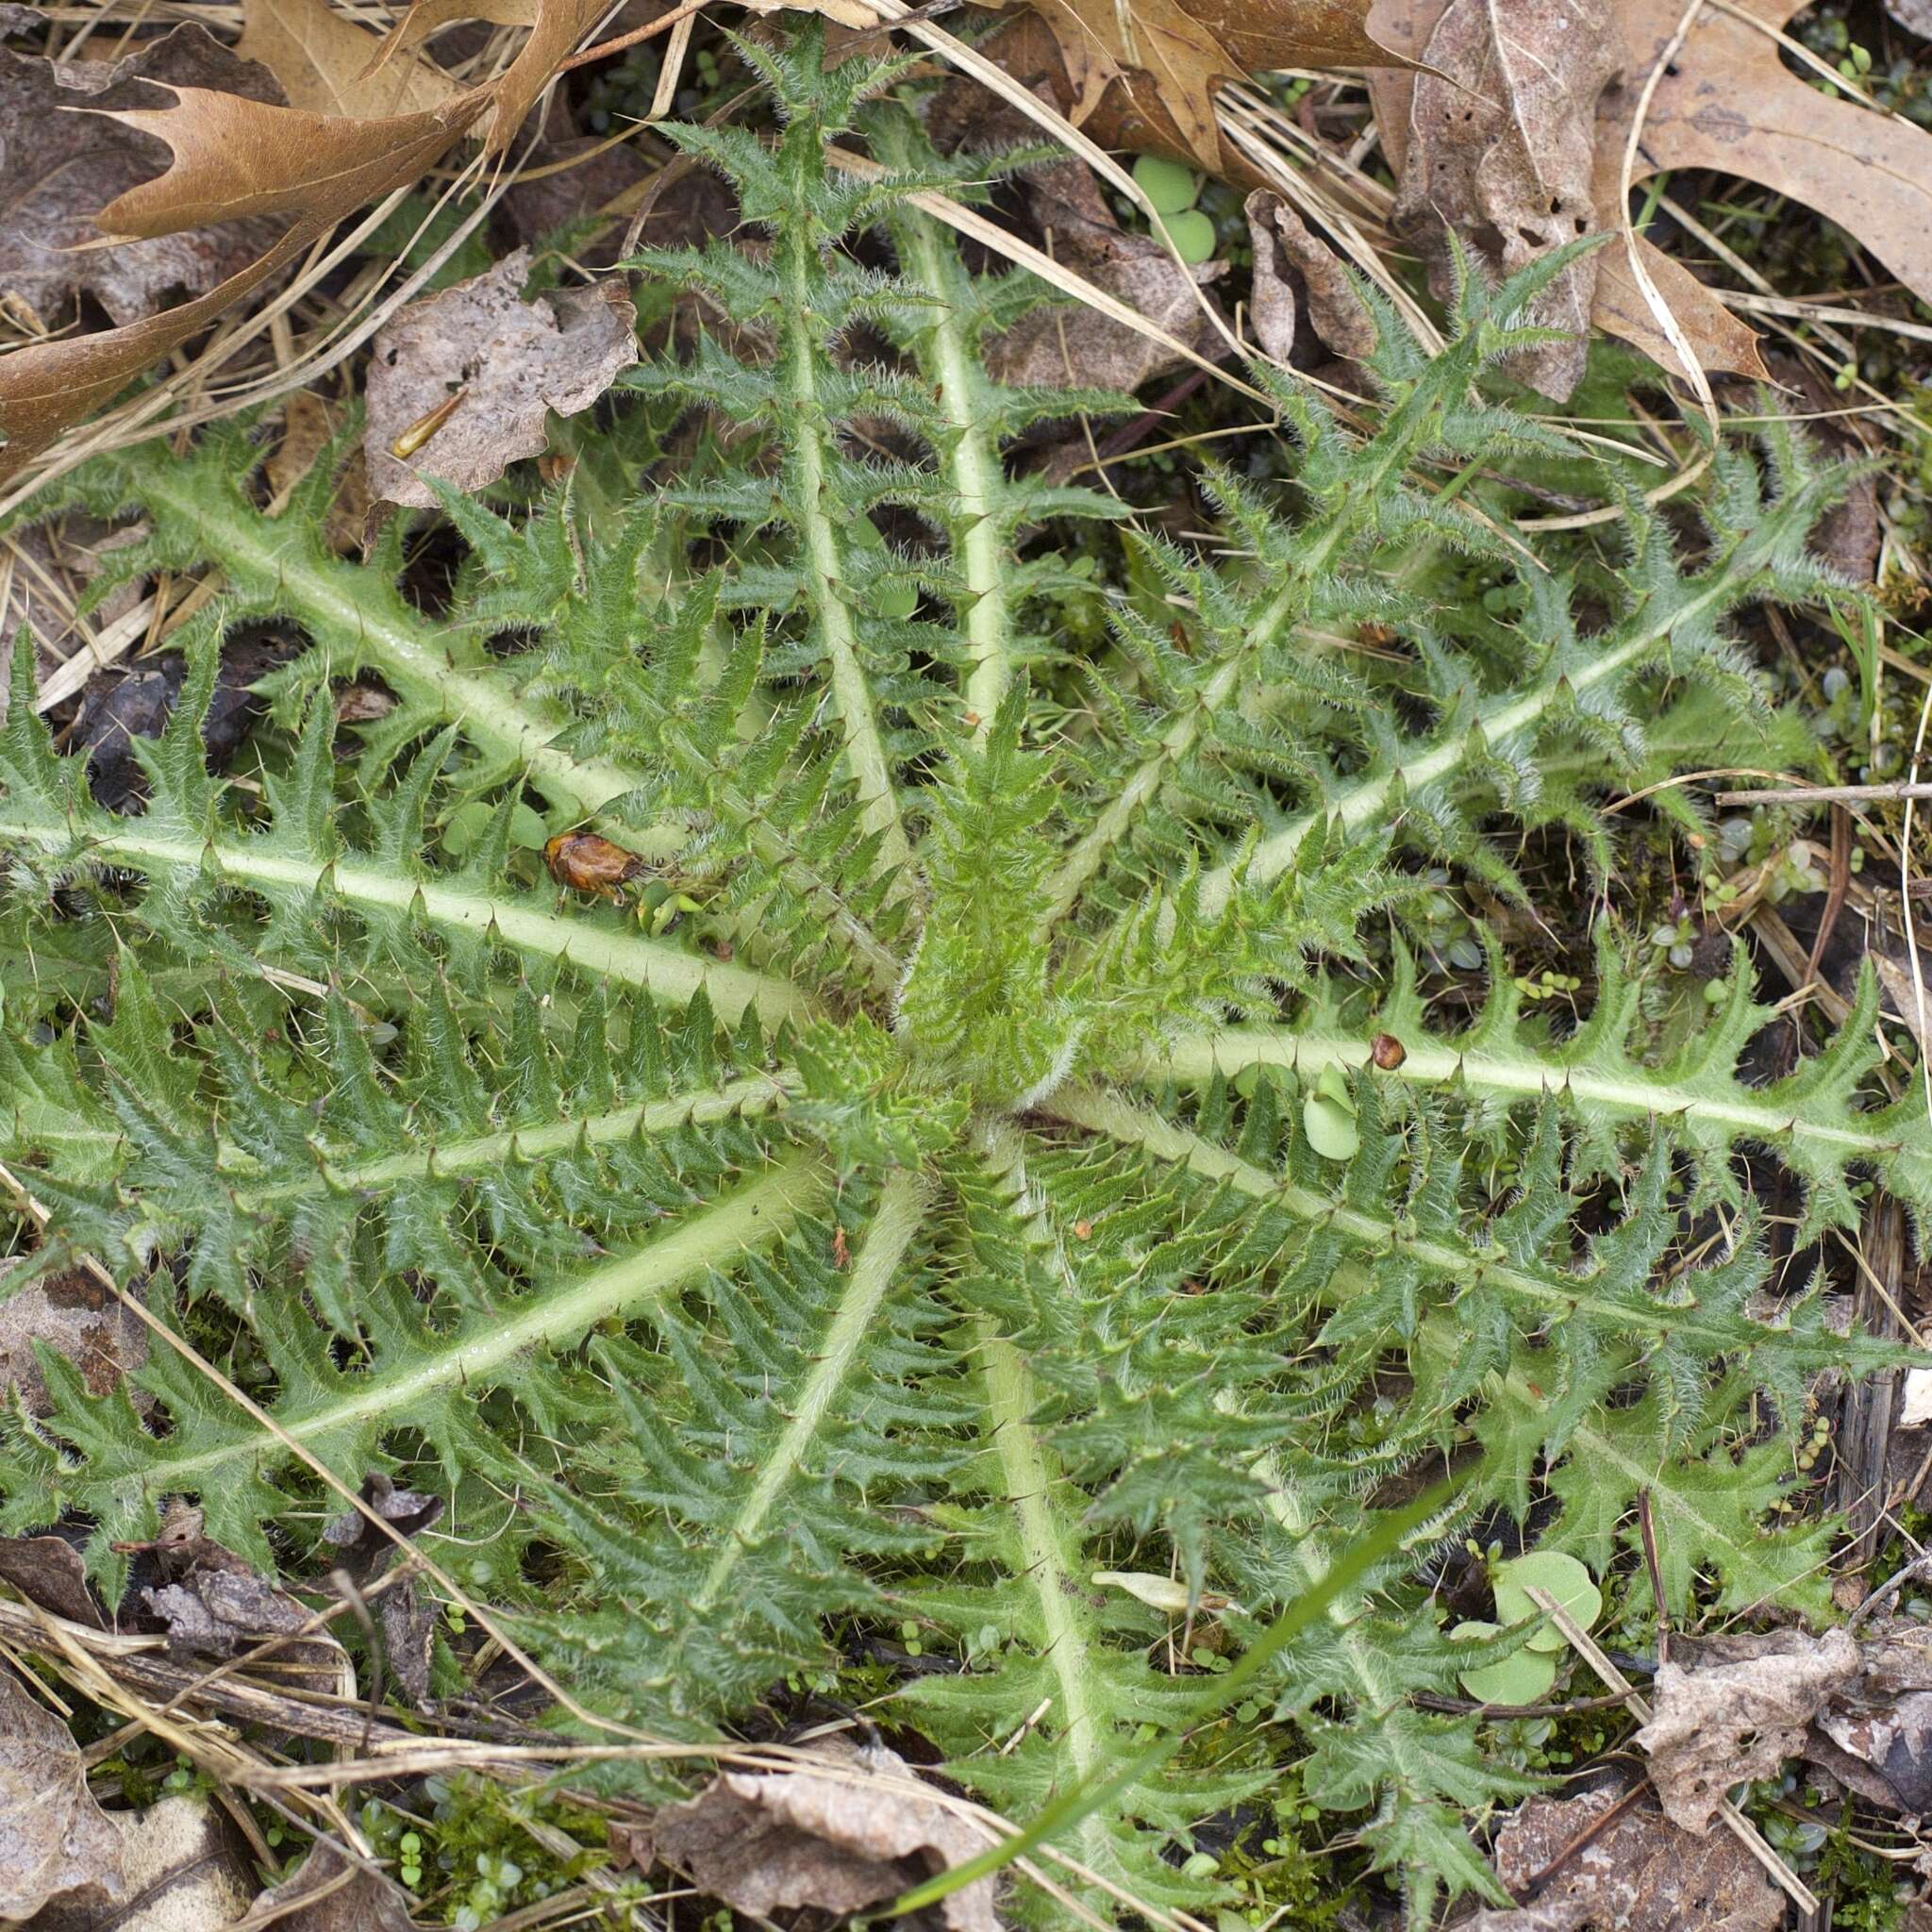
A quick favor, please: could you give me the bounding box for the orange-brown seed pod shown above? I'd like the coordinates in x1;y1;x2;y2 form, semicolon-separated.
544;832;647;900
1370;1032;1407;1071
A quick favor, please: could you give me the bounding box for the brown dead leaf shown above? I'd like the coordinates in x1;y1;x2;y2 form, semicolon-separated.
1603;1;1932;330
1493;1777;1783;1932
1365;0;1769;384
1242;189;1374;362
0;1533;107;1628
653;1737;1002;1932
235;0;458;119
320;1471;443;1707
230;1843;415;1932
0;24;286;332
364;246;638;507
1891;0;1932;38
1391;0;1621;400
985;154;1226;391
0;1262;147;1417
988;0;1397;174
1636;1624;1859;1834
28;1796;255;1932
0;1667;125;1922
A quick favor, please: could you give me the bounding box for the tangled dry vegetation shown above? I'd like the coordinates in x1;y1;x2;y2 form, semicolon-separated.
14;4;1932;1932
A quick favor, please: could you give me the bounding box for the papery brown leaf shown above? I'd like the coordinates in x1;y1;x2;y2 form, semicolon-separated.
1603;0;1932;317
29;1796;255;1932
1365;0;1769;384
0;1533;108;1628
653;1737;1003;1932
1391;0;1621;400
0;1668;125;1922
236;0;459;118
374;0;605;152
363;246;637;507
1242;188;1374;361
0;24;285;330
1492;1776;1782;1932
0;1262;147;1415
1636;1625;1858;1834
983;0;1398;174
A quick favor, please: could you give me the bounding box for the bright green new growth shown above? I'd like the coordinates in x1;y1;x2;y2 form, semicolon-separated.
0;26;1919;1926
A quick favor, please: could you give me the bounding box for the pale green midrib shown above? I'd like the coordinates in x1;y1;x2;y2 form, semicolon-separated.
779;232;912;885
692;1165;928;1609
1122;1029;1900;1163
1044;1085;1774;1347
228;1073;798;1208
0;816;813;1027
974;1126;1109;1874
135;463;639;824
1038;437;1412;937
898;211;1008;730
150;1153;824;1486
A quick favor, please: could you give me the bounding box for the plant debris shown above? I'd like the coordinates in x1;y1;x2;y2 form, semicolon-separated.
0;1263;146;1416
1491;1778;1783;1932
234;1843;417;1932
648;1738;1003;1932
363;247;639;508
0;1667;126;1922
1637;1626;1860;1833
319;1473;444;1707
1242;188;1374;362
1390;0;1620;400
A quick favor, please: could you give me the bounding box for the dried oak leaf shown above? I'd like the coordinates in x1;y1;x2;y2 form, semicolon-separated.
0;1262;146;1417
653;1738;1002;1932
0;23;286;332
231;1843;415;1932
1364;0;1768;385
1601;0;1932;334
985;155;1226;391
1493;1777;1782;1932
235;0;458;119
0;1667;125;1922
982;0;1398;175
1242;189;1374;362
1390;0;1622;400
28;1796;255;1932
364;246;638;507
1636;1624;1859;1834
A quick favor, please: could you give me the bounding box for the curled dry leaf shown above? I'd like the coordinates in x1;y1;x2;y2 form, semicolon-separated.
1635;1624;1858;1834
320;1471;444;1707
0;1261;146;1417
1242;190;1374;363
985;155;1226;391
0;23;285;332
28;1797;255;1932
652;1737;1003;1932
0;1533;107;1628
982;0;1398;175
1365;0;1768;384
1391;0;1621;401
1492;1777;1783;1932
364;246;638;507
235;0;459;119
0;1667;125;1922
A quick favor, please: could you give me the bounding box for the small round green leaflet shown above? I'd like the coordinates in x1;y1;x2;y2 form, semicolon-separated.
1450;1622;1558;1706
441;799;547;858
1157;209;1218;266
1133;153;1202;215
1492;1550;1602;1653
1303;1063;1359;1160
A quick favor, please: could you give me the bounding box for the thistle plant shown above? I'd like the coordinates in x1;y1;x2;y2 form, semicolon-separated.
0;26;1918;1925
